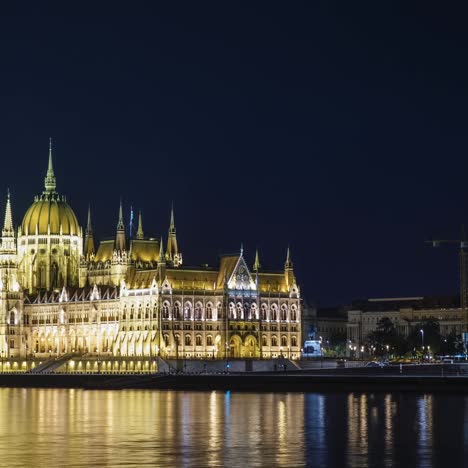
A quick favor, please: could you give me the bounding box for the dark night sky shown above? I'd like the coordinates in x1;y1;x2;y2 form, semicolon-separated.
0;3;467;306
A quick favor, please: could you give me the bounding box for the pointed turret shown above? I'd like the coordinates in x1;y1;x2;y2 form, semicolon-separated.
115;199;126;251
253;248;261;272
117;198;124;231
285;245;293;269
284;245;295;288
84;205;95;258
158;236;165;264
2;190;14;237
0;190;18;294
166;203;182;266
1;190;15;253
44;137;57;193
136;210;144;240
157;236;167;281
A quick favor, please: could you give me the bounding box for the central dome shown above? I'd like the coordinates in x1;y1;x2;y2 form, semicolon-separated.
21;140;80;237
21;193;80;236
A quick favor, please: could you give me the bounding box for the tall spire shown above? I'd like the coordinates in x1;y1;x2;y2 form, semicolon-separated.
170;202;175;229
115;199;126;251
253;248;261;272
159;236;165;263
136;210;144;239
44;137;56;193
3;189;14;236
86;205;92;234
166;202;181;265
84;204;95;258
284;245;295;289
117;198;124;231
285;245;293;269
1;190;16;254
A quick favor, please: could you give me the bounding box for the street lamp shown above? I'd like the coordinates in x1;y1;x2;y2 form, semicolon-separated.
420;329;424;349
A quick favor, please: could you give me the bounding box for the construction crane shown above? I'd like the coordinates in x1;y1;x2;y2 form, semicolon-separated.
426;228;468;351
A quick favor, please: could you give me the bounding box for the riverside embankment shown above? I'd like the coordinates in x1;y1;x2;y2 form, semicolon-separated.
0;364;467;392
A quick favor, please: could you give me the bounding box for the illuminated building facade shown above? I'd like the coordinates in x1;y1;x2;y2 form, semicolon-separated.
346;296;463;357
0;144;302;361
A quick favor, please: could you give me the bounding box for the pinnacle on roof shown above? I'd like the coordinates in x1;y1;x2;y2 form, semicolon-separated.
166;203;180;262
159;236;165;263
117;198;124;231
253;248;261;271
136;210;144;239
170;202;175;232
285;245;293;269
2;189;14;236
86;204;93;234
115;199;126;251
84;204;95;258
44;137;57;193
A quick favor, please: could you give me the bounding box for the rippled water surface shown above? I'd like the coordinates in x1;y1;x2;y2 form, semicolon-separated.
0;388;466;467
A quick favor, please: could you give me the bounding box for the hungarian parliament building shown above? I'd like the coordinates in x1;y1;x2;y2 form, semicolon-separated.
0;144;302;362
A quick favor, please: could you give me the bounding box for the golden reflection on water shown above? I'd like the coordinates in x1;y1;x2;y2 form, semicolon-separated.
0;389;306;467
384;394;394;461
346;393;369;467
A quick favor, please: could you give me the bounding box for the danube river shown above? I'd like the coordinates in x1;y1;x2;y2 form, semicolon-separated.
0;388;466;467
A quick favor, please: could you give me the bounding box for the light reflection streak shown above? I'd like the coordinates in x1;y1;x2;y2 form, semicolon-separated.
384;394;393;463
417;395;433;468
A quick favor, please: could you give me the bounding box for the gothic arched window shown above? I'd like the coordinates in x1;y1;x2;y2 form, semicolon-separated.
280;305;287;321
206;303;213;320
163;301;170;319
195;302;203;320
174;302;181;320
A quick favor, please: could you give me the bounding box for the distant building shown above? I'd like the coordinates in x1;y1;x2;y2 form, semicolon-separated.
316;307;347;346
346;296;462;357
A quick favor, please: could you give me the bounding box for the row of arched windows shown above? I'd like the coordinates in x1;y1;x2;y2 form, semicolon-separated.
162;301;222;321
120;300;299;322
163;334;215;347
262;335;297;347
122;304;157;320
229;302;299;321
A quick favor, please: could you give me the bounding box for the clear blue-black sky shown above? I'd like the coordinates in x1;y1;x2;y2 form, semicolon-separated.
0;3;467;306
